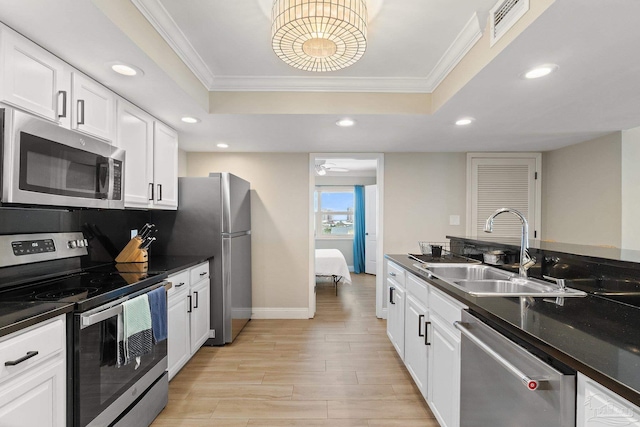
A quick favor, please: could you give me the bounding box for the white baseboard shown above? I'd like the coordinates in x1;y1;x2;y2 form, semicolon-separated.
251;308;310;319
348;265;354;272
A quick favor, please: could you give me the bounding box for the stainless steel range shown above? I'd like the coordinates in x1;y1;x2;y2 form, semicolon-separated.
0;232;168;427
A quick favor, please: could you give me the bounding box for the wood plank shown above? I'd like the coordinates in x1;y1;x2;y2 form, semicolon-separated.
213;401;328;419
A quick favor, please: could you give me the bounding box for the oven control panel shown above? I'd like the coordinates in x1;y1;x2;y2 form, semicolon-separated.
0;232;88;268
12;239;56;256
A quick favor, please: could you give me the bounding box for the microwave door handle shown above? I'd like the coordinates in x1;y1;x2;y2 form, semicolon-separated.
96;157;111;198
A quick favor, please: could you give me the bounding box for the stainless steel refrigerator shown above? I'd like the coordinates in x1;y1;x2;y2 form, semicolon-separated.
160;173;252;345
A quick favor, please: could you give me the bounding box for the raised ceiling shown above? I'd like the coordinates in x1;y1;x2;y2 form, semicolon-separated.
1;0;640;153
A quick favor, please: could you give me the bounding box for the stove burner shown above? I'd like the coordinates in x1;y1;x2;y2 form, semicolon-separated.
35;287;99;300
89;275;127;285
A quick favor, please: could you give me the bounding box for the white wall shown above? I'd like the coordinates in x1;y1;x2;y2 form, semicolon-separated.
542;132;622;247
384;153;467;254
187;152;309;318
177;149;187;177
622;127;640;250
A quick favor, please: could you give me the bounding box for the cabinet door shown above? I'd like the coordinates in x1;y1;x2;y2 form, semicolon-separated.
386;279;405;360
116;99;154;208
0;27;69;123
152;121;179;210
0;358;66;427
190;278;211;354
404;295;429;398
428;315;461;427
72;72;115;141
577;373;640;426
167;287;191;380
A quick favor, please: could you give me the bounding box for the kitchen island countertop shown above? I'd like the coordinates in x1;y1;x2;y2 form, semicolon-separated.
386;254;640;407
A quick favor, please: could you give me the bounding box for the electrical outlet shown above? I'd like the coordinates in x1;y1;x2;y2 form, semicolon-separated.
130;229;138;238
449;215;461;226
209;330;215;338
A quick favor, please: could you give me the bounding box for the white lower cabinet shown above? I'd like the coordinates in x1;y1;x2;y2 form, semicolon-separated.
0;315;66;427
167;262;211;380
404;294;429;398
385;259;466;427
428;314;461;427
577;373;640;426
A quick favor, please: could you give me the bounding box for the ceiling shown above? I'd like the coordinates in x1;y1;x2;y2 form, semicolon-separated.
1;0;640;153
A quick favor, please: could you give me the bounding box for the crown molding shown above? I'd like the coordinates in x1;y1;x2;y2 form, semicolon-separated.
424;12;483;91
210;76;431;93
131;2;481;94
131;0;215;89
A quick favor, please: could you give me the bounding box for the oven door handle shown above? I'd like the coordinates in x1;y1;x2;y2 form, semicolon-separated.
81;304;123;329
79;281;169;329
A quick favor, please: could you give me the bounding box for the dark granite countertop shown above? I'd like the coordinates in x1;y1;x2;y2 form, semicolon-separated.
143;255;211;276
386;254;640;407
0;301;74;338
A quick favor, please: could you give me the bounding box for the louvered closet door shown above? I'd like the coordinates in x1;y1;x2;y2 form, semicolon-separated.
470;156;539;239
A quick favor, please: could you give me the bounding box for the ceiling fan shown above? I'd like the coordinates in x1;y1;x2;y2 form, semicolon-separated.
315;161;349;175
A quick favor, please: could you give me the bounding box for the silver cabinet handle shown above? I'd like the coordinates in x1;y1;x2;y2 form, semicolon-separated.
454;321;542;391
77;99;85;125
157;184;162;201
389;272;396;277
149;183;154;201
58;90;67;118
194;291;199;308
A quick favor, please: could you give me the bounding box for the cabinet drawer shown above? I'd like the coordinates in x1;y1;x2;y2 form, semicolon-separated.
430;287;467;330
0;317;65;383
406;273;429;306
190;262;210;284
387;261;405;286
167;270;190;298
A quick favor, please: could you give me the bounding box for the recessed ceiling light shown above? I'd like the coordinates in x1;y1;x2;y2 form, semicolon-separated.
108;62;144;77
336;118;355;127
181;116;200;124
522;64;558;79
217;143;229;148
455;118;474;126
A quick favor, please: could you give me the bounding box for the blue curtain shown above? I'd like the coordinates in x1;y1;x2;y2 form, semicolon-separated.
353;185;366;274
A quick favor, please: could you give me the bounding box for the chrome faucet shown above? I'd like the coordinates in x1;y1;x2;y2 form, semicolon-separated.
484;208;536;278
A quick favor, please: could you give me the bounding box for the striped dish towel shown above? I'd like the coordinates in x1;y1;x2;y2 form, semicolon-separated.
117;294;153;367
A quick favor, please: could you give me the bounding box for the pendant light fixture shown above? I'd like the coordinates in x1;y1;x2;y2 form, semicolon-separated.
272;0;368;72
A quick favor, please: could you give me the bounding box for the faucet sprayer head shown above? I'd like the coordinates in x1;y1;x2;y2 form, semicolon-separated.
484;218;494;233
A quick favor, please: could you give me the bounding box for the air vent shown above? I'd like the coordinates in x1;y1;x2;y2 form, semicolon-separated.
489;0;529;46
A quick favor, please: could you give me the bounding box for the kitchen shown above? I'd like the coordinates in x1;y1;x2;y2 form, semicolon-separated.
0;0;640;426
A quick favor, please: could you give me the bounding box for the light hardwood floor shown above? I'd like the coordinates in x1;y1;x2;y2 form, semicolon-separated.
151;274;440;427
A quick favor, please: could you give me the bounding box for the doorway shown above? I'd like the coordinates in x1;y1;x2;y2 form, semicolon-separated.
308;153;385;318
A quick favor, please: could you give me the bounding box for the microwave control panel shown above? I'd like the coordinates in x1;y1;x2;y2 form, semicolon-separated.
113;160;122;200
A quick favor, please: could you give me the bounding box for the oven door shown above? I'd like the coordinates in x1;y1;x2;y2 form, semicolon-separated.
1;107;124;209
75;285;167;427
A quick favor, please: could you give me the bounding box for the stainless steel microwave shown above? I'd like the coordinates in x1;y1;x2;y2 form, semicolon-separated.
1;107;125;209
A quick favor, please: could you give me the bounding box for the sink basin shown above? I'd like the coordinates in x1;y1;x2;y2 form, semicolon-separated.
451;278;587;297
425;265;514;281
412;262;587;298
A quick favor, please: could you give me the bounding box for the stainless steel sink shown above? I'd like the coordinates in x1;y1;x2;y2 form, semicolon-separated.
425;265;514;281
413;262;587;298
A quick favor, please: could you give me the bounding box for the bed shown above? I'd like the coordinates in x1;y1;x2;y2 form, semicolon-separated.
315;249;352;295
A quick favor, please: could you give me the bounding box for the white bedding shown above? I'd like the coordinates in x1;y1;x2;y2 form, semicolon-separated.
315;249;352;284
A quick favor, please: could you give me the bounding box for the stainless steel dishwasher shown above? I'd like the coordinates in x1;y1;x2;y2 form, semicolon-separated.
455;311;576;427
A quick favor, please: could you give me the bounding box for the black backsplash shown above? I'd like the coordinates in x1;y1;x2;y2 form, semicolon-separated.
0;207;155;263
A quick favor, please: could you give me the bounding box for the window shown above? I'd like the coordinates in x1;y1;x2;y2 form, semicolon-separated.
315;186;355;238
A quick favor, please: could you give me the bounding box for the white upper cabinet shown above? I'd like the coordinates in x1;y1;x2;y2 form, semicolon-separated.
115;100;178;210
152;121;179;210
0;25;115;142
0;26;69;124
116;99;155;208
72;73;115;141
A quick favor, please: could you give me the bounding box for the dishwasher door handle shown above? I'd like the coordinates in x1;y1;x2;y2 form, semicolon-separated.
454;321;542;391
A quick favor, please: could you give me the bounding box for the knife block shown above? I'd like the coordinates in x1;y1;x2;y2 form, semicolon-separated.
115;236;148;263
